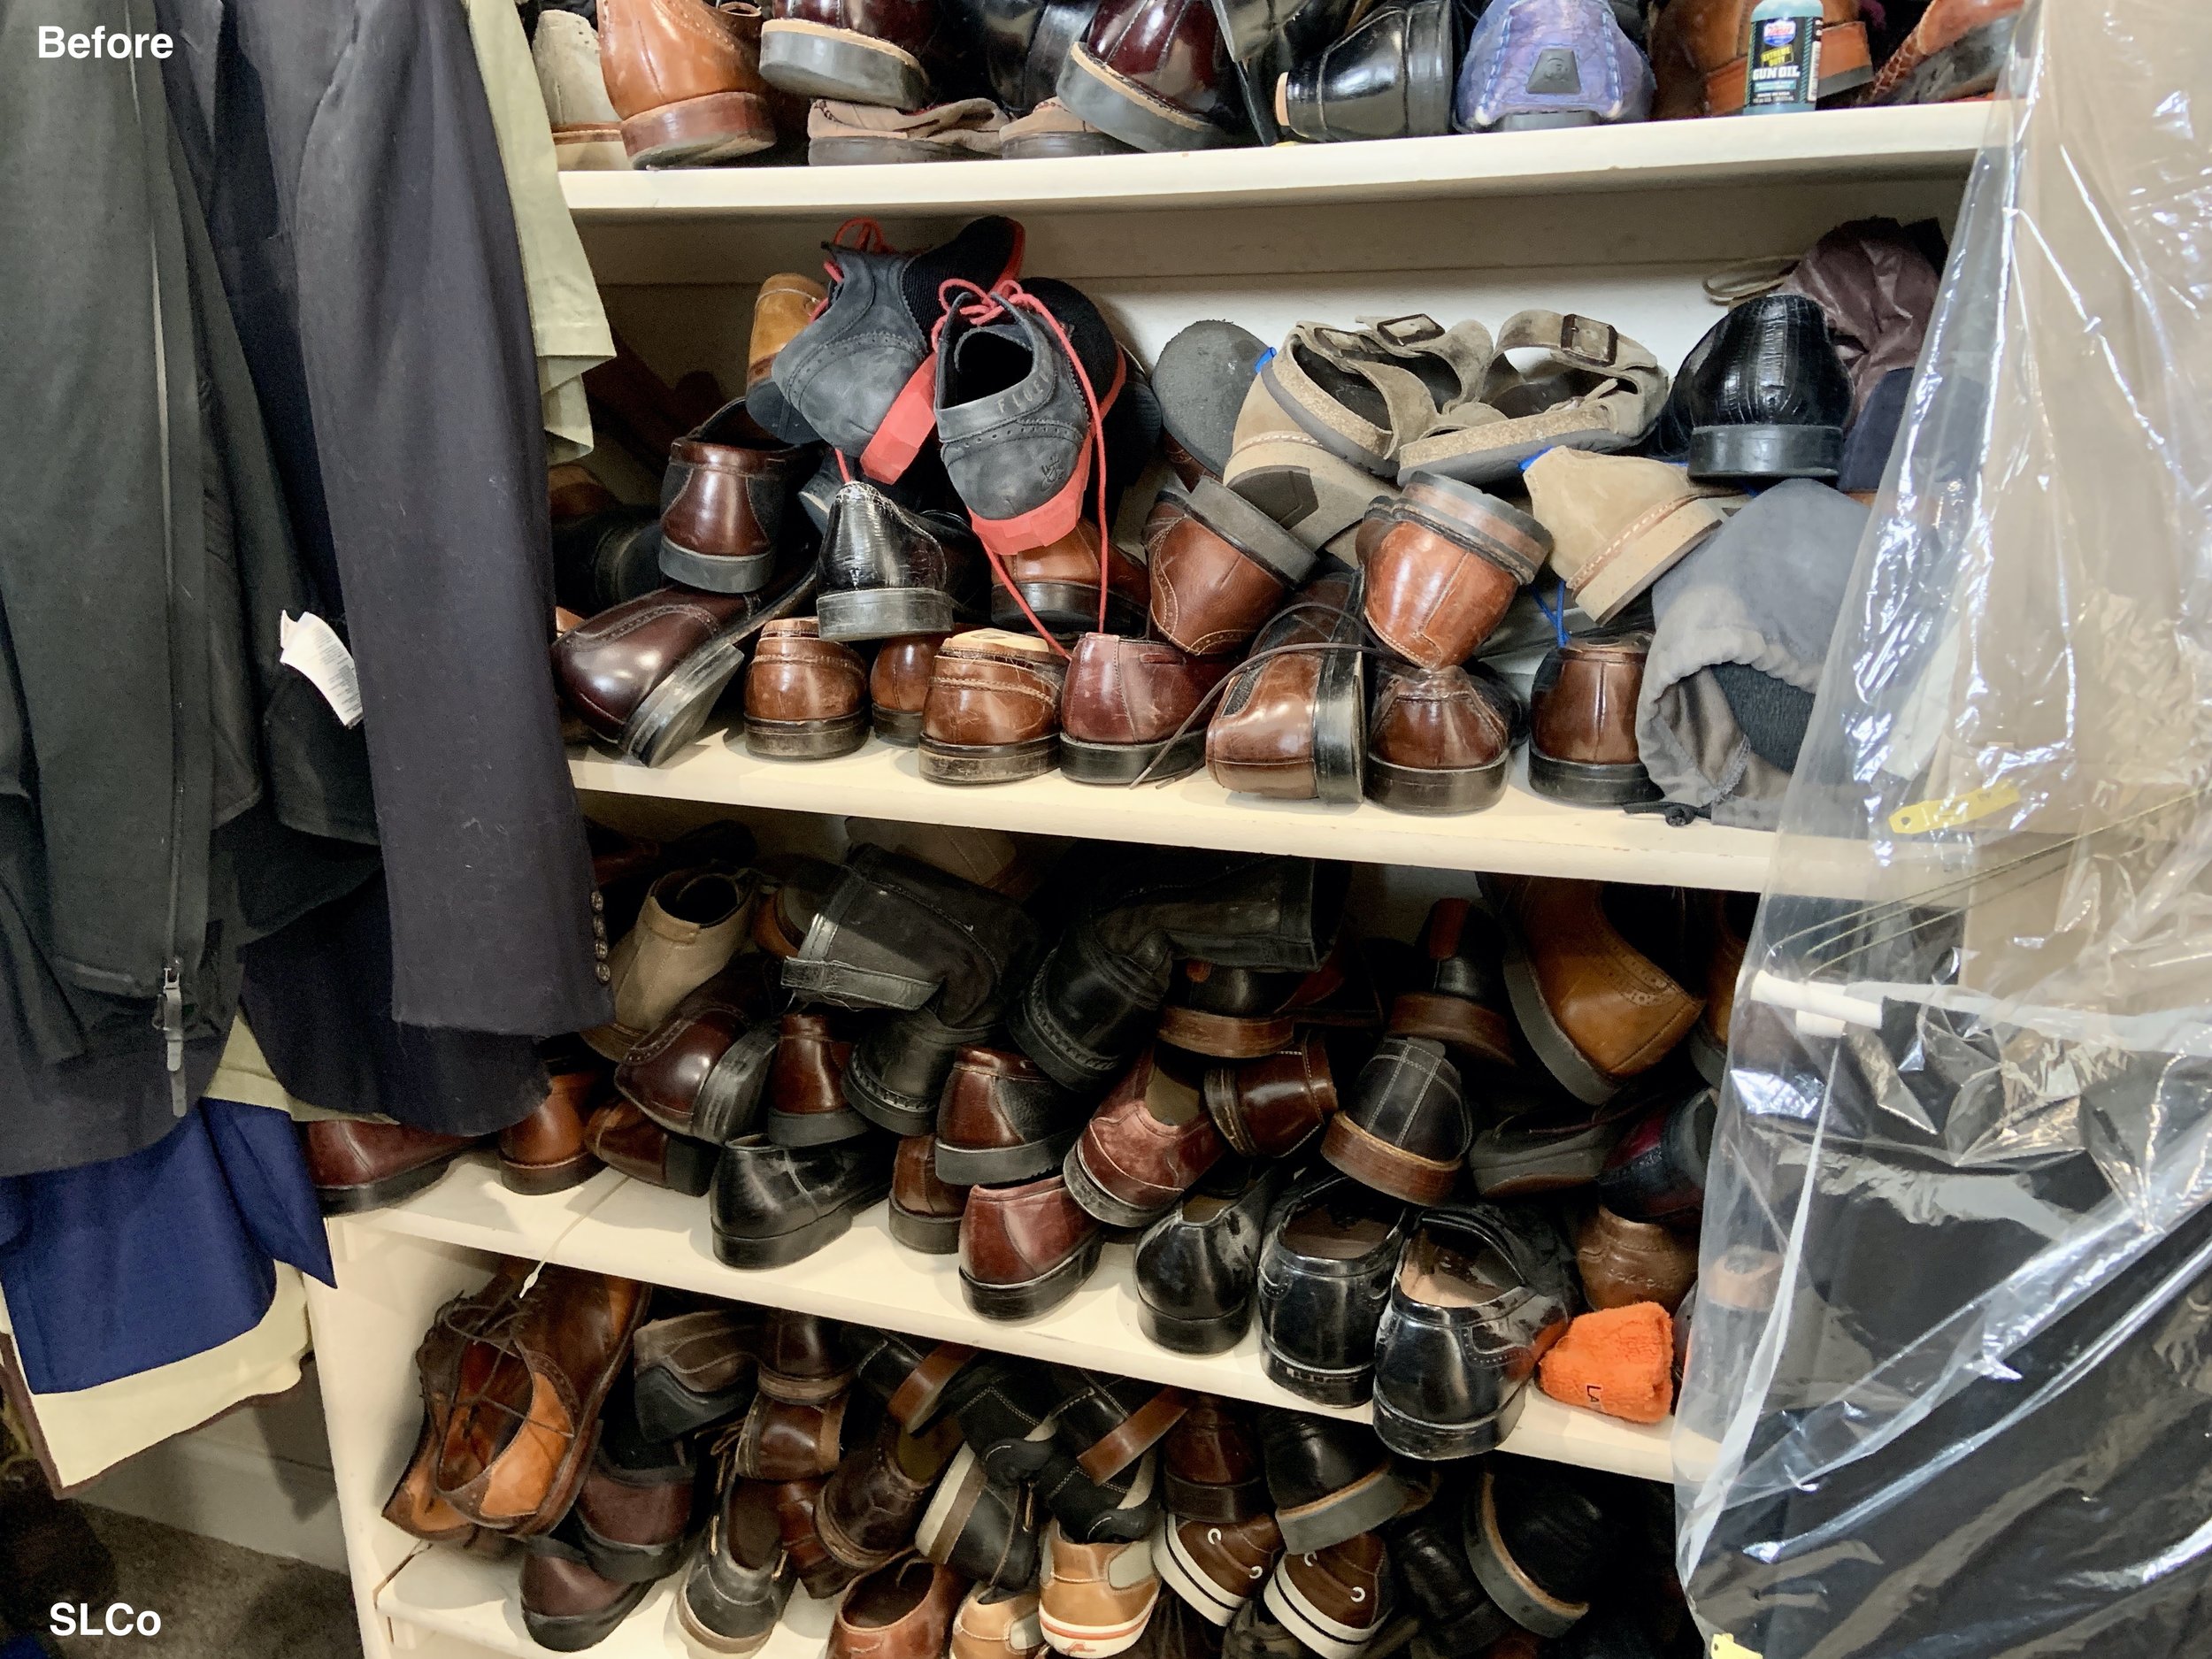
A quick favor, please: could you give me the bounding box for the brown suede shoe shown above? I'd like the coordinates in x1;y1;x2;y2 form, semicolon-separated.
585;1097;719;1195
1201;1033;1337;1160
1526;634;1662;808
303;1119;482;1214
891;1132;972;1255
1365;663;1516;817
762;1011;865;1146
1059;633;1230;786
921;628;1069;785
613;955;781;1144
587;869;760;1061
599;0;778;166
1576;1206;1698;1313
1065;1046;1227;1229
959;1172;1103;1321
1160;1395;1269;1524
743;617;870;759
870;634;948;746
1147;480;1317;659
1358;476;1548;670
498;1056;605;1195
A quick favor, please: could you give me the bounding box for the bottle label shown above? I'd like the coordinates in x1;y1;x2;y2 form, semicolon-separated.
1746;16;1822;110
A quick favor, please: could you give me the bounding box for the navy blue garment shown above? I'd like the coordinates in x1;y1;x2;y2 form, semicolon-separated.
0;1100;332;1394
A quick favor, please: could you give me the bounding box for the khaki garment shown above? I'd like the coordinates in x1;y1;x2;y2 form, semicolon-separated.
463;0;616;464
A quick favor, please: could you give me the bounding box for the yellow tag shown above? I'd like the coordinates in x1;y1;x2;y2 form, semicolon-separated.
1888;781;2021;836
1712;1637;1764;1659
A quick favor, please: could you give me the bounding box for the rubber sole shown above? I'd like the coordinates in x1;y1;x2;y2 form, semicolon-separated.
1370;1384;1521;1463
1263;1563;1378;1659
498;1150;597;1197
1156;1525;1247;1626
1467;1133;1615;1198
759;19;930;107
623;91;777;168
809;138;974;165
677;1585;782;1658
1141;1300;1249;1357
1365;755;1509;816
1525;749;1660;807
889;1202;964;1255
633;1369;756;1443
1463;1471;1586;1638
992;582;1147;640
1154;1005;1294;1059
1498;937;1622;1107
843;1069;939;1137
690;1025;781;1146
713;1182;889;1270
660;541;774;594
935;1127;1080;1187
1320;1111;1461;1205
1161;1465;1267;1523
1060;729;1205;786
1056;43;1240;153
1688;422;1844;483
743;711;868;760
1260;1348;1372;1410
960;1230;1105;1321
1271;1464;1402;1555
1062;1137;1171;1230
1002;130;1135;158
873;706;925;746
523;1579;656;1652
1039;1583;1161;1659
314;1150;471;1215
1312;649;1365;804
919;733;1059;786
580;1515;687;1586
1688;1022;1727;1087
621;572;818;766
764;1104;874;1147
659;1133;720;1196
817;584;957;642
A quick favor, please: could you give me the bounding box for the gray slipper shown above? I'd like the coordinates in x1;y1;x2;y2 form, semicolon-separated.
1152;320;1267;479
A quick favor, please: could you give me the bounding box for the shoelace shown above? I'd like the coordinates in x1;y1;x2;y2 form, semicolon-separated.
933;276;1117;655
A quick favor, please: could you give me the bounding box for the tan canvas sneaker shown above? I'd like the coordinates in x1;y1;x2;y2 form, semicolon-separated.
584;868;757;1060
1039;1523;1163;1658
1525;448;1745;624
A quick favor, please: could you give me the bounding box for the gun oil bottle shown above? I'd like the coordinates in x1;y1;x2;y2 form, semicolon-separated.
1743;0;1823;112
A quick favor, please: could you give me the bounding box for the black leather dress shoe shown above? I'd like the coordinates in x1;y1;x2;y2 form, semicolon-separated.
1050;1368;1190;1483
679;1476;794;1657
1666;294;1853;484
1387;1509;1512;1659
1387;897;1517;1068
553;505;665;617
1463;1462;1614;1638
943;1357;1064;1485
843;1327;978;1431
1033;1445;1162;1543
1134;1160;1287;1355
815;479;988;642
783;846;1041;1135
1594;1085;1714;1224
1207;0;1363;139
1011;853;1348;1092
1256;1411;1404;1554
1256;1171;1408;1407
1370;1203;1572;1461
1276;0;1453;141
918;1444;1041;1590
947;0;1099;111
1322;1035;1468;1206
710;1134;895;1268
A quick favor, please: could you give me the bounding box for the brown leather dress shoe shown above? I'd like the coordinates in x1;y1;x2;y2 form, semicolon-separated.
994;520;1151;640
1065;1047;1227;1229
1157;930;1379;1059
498;1057;605;1195
1204;571;1364;804
384;1265;529;1548
921;628;1070;785
1200;1033;1336;1160
1160;1395;1269;1524
1647;0;1870;118
818;1417;967;1573
633;1307;764;1440
660;400;806;594
1576;1205;1697;1312
959;1172;1103;1320
1494;877;1703;1104
1526;634;1661;808
1359;476;1548;670
1365;663;1516;817
1059;633;1230;786
585;1096;719;1195
588;869;761;1061
760;1310;856;1402
777;1476;863;1600
744;617;870;758
614;955;781;1143
600;0;779;166
434;1268;651;1536
832;1557;970;1659
762;1011;865;1146
891;1132;972;1255
754;853;840;957
732;1393;868;1479
1147;480;1317;659
302;1119;481;1214
519;1531;655;1649
870;634;948;746
936;1045;1087;1187
1386;897;1517;1069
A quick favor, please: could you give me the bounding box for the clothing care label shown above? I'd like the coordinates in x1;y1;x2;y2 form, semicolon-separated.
280;611;365;728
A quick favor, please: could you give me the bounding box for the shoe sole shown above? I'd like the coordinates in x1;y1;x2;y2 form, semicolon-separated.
1256;354;1396;479
621;92;776;168
1386;992;1516;1069
817;585;957;642
1365;755;1509;816
677;1584;782;1658
1688;1022;1727;1087
1873;17;2015;106
1525;749;1661;807
759;19;930;107
1138;1301;1248;1358
1271;1464;1402;1555
1370;1385;1523;1463
644;1023;777;1147
498;1150;598;1197
872;706;926;747
844;1067;941;1137
917;1444;987;1563
314;1149;470;1215
888;1202;964;1255
1222;435;1389;553
1039;1584;1162;1658
1688;422;1845;484
960;1231;1105;1321
659;541;775;594
656;1133;720;1197
935;1126;1082;1187
1056;43;1240;154
1462;1471;1587;1638
1497;932;1623;1107
632;1369;757;1443
620;572;818;766
919;733;1060;786
764;1104;875;1147
1263;1565;1379;1659
1154;1526;1247;1626
713;1182;889;1270
1062;1137;1172;1231
1313;644;1365;805
1059;730;1206;786
742;711;869;760
1320;1111;1461;1205
580;1513;687;1586
524;1579;656;1652
1002;131;1135;158
809;137;964;165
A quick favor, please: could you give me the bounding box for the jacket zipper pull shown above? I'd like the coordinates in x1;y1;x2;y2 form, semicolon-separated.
159;962;187;1116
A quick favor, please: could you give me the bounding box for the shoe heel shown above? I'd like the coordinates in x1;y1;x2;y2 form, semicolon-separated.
658;541;773;594
661;1133;719;1198
499;1151;598;1197
760;19;930;107
741;712;868;760
959;1230;1103;1320
1364;756;1508;816
1688;421;1845;482
918;734;1059;786
1139;1302;1248;1356
888;1203;964;1255
621;91;776;167
817;586;956;641
872;706;925;747
1058;730;1203;785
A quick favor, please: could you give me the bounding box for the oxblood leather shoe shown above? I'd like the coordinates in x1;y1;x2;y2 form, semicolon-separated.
1667;295;1854;484
845;1328;979;1430
920;1446;1044;1589
1689;890;1754;1085
1204;570;1365;804
1255;1174;1407;1407
1359;477;1548;669
1057;0;1240;153
303;1120;481;1214
615;955;781;1144
632;1308;763;1440
435;1268;651;1537
520;1520;657;1651
1371;1204;1572;1460
1366;663;1517;817
1451;0;1648;132
1065;1046;1227;1228
1051;1368;1190;1482
555;504;666;618
870;634;948;745
743;618;869;759
833;1558;969;1659
499;1058;604;1195
1156;1509;1281;1627
1387;1510;1510;1659
1147;480;1317;659
1040;1523;1164;1656
763;1012;864;1146
1526;634;1660;807
775;1477;861;1600
772;217;1025;470
1275;0;1452;142
891;1132;971;1253
1159;1395;1268;1523
1261;1531;1388;1659
599;0;778;166
1256;1413;1402;1555
1594;1086;1714;1224
1575;1205;1696;1312
761;0;940;106
732;1392;873;1481
1867;0;2020;104
920;627;1070;786
817;480;988;642
1492;877;1702;1104
993;521;1150;639
1201;1034;1336;1158
1322;1035;1467;1205
577;1394;698;1584
760;1310;856;1403
959;1171;1104;1319
1386;899;1515;1068
819;1417;966;1572
585;1097;719;1194
1463;1463;1613;1638
711;1134;895;1268
553;573;818;766
1648;0;1870;118
936;1046;1087;1186
1133;1160;1287;1356
680;1475;795;1657
659;397;806;595
1061;630;1233;780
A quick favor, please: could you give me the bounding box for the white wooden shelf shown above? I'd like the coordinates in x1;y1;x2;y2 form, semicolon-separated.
563;104;1989;222
337;1156;1673;1485
572;739;1776;893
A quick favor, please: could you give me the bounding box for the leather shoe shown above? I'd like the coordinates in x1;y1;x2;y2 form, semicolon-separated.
1358;475;1548;669
1133;1160;1287;1356
819;1416;966;1572
1255;1173;1406;1407
871;634;949;746
954;1584;1050;1659
1663;294;1853;483
598;0;778;166
993;520;1151;640
935;1046;1088;1186
1466;1082;1647;1197
1157;930;1379;1060
1321;1034;1467;1205
615;955;782;1144
921;627;1071;787
383;1266;527;1547
1256;1412;1402;1555
711;1134;895;1268
831;1557;970;1659
519;1519;656;1651
1200;1033;1336;1158
1158;1394;1268;1523
1526;634;1661;807
1575;1205;1696;1312
1365;662;1518;818
679;1475;795;1657
891;1131;972;1254
658;396;806;595
817;480;989;641
1205;569;1367;804
632;1307;763;1440
763;1012;865;1147
588;869;762;1062
845;1328;979;1431
760;1309;856;1403
775;1477;860;1601
1051;1366;1190;1483
761;0;941;107
732;1391;873;1481
1275;0;1452;142
1059;633;1230;787
584;1097;720;1195
919;1444;1044;1590
742;618;870;759
1260;1530;1388;1659
1147;480;1317;660
1594;1086;1714;1224
576;1391;697;1583
959;1171;1104;1320
1387;1509;1511;1659
1386;898;1515;1067
303;1119;480;1214
1155;1509;1280;1627
1056;0;1241;153
1064;1046;1227;1229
